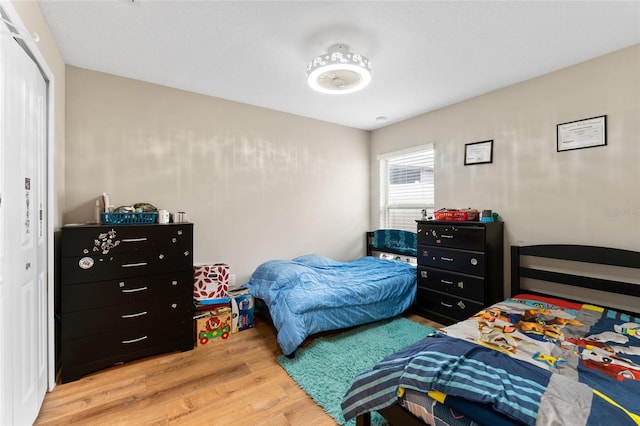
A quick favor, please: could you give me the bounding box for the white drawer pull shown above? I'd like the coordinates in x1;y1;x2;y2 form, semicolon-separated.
121;262;147;268
121;238;148;243
441;234;453;239
121;336;148;344
440;301;453;308
121;311;148;319
441;257;454;262
121;286;148;293
441;279;453;285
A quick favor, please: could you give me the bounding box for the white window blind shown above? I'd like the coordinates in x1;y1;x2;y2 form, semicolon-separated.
379;144;435;231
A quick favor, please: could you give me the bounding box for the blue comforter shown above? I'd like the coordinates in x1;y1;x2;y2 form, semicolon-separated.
243;254;416;355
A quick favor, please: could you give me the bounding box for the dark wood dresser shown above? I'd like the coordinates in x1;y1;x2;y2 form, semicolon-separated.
415;220;504;324
58;223;194;383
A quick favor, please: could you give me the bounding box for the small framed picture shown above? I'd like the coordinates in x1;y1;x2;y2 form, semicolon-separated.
464;140;493;165
557;115;606;152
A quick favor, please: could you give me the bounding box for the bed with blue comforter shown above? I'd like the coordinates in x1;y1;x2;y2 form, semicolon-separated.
244;250;417;356
341;244;640;426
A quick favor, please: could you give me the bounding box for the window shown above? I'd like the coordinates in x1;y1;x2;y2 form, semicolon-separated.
379;144;434;231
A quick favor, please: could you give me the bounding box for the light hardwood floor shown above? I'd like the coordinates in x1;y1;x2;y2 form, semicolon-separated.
35;313;443;425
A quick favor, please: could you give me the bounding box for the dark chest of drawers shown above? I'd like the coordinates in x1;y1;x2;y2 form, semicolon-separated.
58;223;194;383
415;220;504;324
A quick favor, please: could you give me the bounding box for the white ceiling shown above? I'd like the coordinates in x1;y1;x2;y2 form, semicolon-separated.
38;1;640;131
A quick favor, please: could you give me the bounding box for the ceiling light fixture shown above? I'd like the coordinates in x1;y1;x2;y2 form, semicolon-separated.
306;44;371;94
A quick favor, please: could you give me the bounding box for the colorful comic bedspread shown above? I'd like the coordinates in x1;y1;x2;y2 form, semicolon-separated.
342;295;640;425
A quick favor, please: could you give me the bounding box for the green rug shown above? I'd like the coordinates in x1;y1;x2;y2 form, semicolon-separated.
278;317;436;425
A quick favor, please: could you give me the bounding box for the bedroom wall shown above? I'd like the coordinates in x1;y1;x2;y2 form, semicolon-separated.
64;66;370;284
370;44;640;300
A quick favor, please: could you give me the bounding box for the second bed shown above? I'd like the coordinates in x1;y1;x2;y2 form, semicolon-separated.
243;229;418;356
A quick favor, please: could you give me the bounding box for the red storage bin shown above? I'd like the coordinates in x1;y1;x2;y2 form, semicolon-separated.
193;263;229;300
434;208;479;221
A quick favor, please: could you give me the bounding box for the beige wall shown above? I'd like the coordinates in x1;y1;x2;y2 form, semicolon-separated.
22;0;637;297
371;44;640;299
65;67;370;284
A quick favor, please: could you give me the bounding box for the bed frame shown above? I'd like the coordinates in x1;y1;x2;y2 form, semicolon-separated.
356;243;640;426
366;230;417;259
511;244;640;300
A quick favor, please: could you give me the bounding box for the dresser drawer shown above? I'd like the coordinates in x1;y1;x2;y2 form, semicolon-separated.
417;266;484;301
61;298;192;340
418;246;485;276
61;249;193;284
416;288;483;322
61;318;192;366
60;272;192;313
61;224;193;257
417;224;485;251
60;319;194;383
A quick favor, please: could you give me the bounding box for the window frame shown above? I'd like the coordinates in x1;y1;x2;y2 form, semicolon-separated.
378;144;435;231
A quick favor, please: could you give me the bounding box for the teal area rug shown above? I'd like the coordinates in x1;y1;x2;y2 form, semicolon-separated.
278;316;436;425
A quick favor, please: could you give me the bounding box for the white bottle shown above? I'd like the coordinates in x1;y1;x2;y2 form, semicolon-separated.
102;192;110;212
93;199;101;224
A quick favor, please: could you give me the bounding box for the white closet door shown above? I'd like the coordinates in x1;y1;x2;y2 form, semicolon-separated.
0;27;6;425
0;26;48;425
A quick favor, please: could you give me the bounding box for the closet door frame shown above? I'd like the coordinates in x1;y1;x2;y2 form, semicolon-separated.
2;1;57;394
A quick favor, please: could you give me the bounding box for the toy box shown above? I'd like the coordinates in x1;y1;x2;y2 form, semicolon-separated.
193;263;229;301
230;289;255;333
195;306;232;347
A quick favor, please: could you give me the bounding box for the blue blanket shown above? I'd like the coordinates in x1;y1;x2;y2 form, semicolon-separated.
342;296;640;425
243;254;416;355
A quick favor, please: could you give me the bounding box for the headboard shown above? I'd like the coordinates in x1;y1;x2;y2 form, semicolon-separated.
510;244;640;310
366;229;417;260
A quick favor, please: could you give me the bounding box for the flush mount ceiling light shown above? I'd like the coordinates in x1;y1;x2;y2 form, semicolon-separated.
306;44;371;94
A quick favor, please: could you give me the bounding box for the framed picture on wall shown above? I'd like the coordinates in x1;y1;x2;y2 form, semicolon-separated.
557;115;607;152
464;140;493;165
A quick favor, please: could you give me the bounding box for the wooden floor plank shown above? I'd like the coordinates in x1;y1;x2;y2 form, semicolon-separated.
35;313;442;425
